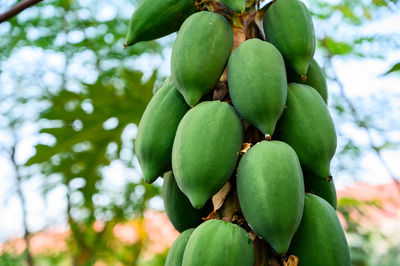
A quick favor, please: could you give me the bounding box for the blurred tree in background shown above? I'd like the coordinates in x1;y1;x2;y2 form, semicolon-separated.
1;0;167;264
0;0;399;265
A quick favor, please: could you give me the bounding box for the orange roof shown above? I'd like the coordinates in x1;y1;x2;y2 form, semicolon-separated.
337;182;400;226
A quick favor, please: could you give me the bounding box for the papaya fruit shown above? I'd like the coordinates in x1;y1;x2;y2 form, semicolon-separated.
263;0;316;77
135;78;189;183
162;171;212;232
278;83;337;179
288;194;351;266
220;0;247;12
227;38;288;136
303;168;337;209
171;12;234;106
287;59;328;103
237;140;304;254
125;0;195;47
165;228;195;266
182;219;254;266
172;101;243;209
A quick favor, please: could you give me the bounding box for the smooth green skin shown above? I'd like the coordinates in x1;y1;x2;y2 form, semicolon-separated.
162;171;212;232
278;83;337;179
220;0;247;12
125;0;195;46
182;219;254;266
303;168;337;209
263;0;316;76
165;228;195;266
228;39;288;136
288;194;351;266
287;59;328;103
171;12;234;106
135;79;189;183
172;101;243;209
237;141;304;254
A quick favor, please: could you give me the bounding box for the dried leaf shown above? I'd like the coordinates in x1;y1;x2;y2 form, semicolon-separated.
241;143;252;155
212;182;232;211
283;255;299;266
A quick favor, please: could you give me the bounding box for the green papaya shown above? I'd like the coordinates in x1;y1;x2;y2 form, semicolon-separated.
125;0;195;47
287;59;328;103
303;168;337;209
171;12;234;106
166;228;195;266
182;219;254;266
172;101;243;209
263;0;316;76
288;194;351;266
135;78;189;183
162;171;212;232
237;141;304;254
227;39;288;136
220;0;247;12
278;83;337;179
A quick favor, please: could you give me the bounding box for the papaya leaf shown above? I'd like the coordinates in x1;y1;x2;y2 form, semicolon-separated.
27;123;104;165
26;68;156;167
26;144;55;165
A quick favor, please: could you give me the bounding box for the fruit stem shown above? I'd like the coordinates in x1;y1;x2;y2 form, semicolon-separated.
253;237;269;266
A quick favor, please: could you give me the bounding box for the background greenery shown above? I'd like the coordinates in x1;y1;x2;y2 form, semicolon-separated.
0;0;399;265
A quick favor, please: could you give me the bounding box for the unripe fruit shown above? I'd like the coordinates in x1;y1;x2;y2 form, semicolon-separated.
182;219;254;266
228;39;288;136
303;168;337;209
263;0;316;76
171;11;234;106
237;141;304;254
220;0;248;13
278;83;337;179
288;194;351;266
135;78;189;183
287;59;329;103
162;171;212;232
125;0;195;46
172;101;243;209
166;228;195;266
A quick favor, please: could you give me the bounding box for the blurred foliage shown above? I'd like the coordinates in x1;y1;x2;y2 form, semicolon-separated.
0;252;26;266
338;197;400;265
26;69;163;264
0;0;399;265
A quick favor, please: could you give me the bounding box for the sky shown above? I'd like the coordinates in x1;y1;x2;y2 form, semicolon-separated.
328;12;400;187
0;1;399;243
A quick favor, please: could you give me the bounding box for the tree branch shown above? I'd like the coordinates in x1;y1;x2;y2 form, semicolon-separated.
326;58;400;195
10;142;34;266
0;0;43;23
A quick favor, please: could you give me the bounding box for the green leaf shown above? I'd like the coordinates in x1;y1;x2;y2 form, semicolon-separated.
26;144;54;165
383;62;400;75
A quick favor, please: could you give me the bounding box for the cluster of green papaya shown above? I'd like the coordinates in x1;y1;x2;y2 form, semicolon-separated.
127;0;351;265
